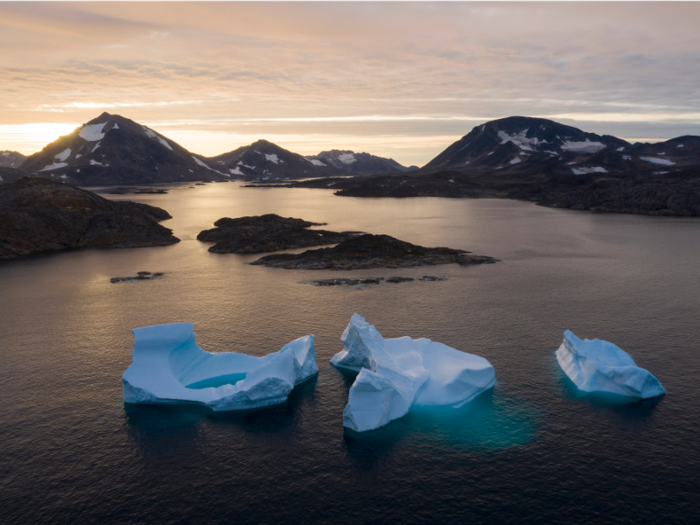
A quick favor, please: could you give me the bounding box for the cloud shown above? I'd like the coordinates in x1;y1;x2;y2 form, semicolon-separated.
0;2;699;164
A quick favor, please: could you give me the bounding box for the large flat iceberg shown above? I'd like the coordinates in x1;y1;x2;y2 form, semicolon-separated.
331;314;495;432
123;323;318;410
556;330;665;399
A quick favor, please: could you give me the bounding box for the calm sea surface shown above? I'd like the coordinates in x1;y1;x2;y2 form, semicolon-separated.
1;183;699;524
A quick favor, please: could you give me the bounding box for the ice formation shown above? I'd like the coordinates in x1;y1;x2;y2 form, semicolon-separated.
122;323;318;410
331;314;495;432
556;330;665;399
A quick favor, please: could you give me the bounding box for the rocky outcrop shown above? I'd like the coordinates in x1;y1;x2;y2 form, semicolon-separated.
0;178;179;258
197;214;359;253
250;233;497;270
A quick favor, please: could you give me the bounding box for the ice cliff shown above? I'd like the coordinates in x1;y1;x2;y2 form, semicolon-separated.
331;314;495;432
556;330;665;399
122;323;317;410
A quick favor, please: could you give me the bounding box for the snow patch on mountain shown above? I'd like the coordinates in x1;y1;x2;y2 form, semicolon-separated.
641;157;675;166
143;126;173;150
79;123;107;142
510;157;522;165
90;160;109;167
561;140;606;154
230;167;243;175
498;129;539;151
40;162;68;171
572;167;607;175
265;154;279;164
91;142;101;153
55;148;71;162
338;153;356;164
307;159;326;166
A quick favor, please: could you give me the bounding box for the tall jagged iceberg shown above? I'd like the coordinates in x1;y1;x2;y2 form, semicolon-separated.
331;314;495;432
122;323;318;410
556;330;665;399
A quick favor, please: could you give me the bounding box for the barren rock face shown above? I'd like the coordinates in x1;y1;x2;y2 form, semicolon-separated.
197;213;359;253
0;177;179;258
251;233;497;270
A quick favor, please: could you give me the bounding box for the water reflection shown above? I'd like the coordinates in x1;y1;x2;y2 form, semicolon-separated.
124;377;318;456
556;362;664;425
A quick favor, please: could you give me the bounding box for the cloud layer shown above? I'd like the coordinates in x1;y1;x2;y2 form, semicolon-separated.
1;2;699;165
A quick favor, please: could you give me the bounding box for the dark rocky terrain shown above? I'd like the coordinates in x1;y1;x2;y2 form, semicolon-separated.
16;113;229;186
272;117;700;217
0;167;27;184
304;150;418;176
111;271;164;283
0;178;179;258
303;275;447;286
250;233;497;270
0;151;26;169
197;214;360;253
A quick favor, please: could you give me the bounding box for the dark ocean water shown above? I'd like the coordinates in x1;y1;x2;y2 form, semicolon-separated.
1;183;698;524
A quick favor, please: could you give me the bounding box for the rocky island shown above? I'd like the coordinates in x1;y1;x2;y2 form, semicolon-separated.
250;233;497;270
0;177;179;258
197;213;359;253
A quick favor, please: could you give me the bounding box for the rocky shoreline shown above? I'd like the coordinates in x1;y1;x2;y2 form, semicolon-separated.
266;166;700;218
251;233;497;270
0;178;179;259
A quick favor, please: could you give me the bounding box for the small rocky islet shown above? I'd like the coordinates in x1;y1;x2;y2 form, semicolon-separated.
304;275;448;286
197;213;360;253
110;271;164;283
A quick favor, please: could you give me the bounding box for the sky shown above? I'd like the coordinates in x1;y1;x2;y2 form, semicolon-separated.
1;1;699;167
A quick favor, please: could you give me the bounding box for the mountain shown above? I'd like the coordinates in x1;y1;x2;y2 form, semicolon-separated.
17;113;229;186
421;116;700;181
0;151;26;169
305;150;418;176
279;116;700;217
207;139;341;180
0;177;178;258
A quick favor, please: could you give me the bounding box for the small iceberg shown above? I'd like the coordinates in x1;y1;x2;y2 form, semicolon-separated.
122;323;317;410
556;330;665;399
331;314;495;432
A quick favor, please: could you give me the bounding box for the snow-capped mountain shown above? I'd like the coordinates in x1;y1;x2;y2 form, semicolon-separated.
423;116;628;174
422;116;700;179
305;150;418;176
18;113;228;186
0;151;26;169
207;139;340;180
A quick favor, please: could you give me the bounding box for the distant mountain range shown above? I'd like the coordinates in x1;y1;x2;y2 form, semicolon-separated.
1;113;415;186
305;150;418;176
281;116;700;217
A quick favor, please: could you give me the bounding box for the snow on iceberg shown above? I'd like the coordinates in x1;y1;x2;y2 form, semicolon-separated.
122;323;318;410
556;330;665;399
331;314;495;432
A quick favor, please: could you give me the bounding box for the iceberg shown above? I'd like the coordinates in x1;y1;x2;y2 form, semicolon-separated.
122;323;317;411
331;314;495;432
556;330;665;399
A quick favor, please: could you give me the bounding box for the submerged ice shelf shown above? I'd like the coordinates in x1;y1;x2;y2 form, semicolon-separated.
122;323;318;410
556;330;665;399
331;314;495;432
